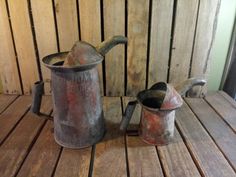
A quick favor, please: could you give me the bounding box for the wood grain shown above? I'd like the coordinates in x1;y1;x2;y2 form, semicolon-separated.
93;97;126;177
79;0;103;94
8;0;39;94
127;0;150;96
0;0;21;94
123;97;200;177
54;0;79;51
0;95;18;114
157;128;201;177
122;97;164;177
16;121;61;177
190;0;221;96
31;0;58;95
148;0;173;86
169;0;199;85
54;147;91;177
176;102;235;177
103;0;125;96
0;96;52;177
219;91;236;108
205;91;236;132
0;96;31;144
186;97;236;171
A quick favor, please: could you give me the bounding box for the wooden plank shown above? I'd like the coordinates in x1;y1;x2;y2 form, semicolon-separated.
186;97;236;171
157;128;201;177
54;0;79;51
54;147;91;177
148;0;173;86
8;0;39;95
127;0;150;96
16;121;61;177
205;91;236;132
176;102;235;177
93;97;126;177
103;0;125;96
0;96;31;144
78;0;103;94
169;0;199;85
190;0;221;96
0;0;22;94
31;0;58;95
0;94;18;114
122;97;164;177
219;91;236;108
0;96;52;177
123;97;200;177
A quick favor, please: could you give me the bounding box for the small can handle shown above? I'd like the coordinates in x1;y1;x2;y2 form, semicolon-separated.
120;100;138;131
31;81;44;115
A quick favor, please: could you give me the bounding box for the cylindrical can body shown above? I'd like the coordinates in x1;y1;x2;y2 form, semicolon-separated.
139;108;175;145
51;67;105;148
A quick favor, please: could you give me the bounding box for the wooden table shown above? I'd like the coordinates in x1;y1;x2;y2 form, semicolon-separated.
0;91;236;177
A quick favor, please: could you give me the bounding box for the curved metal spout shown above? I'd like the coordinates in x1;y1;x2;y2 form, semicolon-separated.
96;36;127;56
175;78;206;96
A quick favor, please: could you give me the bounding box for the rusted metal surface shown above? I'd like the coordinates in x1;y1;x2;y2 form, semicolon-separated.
43;53;105;148
120;78;206;146
31;36;127;149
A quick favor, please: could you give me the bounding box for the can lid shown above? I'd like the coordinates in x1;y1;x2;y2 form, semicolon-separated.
63;41;103;66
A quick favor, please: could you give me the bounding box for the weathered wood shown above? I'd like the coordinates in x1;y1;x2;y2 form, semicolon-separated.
93;97;126;177
123;97;200;177
127;0;150;96
54;147;91;177
0;96;31;144
169;0;199;85
157;128;201;177
8;0;39;94
190;0;221;96
176;102;235;177
205;91;236;132
54;0;79;51
127;137;164;177
186;97;236;171
122;97;164;177
148;0;173;86
219;91;236;108
16;121;61;177
0;95;18;114
0;96;52;177
79;0;103;94
0;0;21;94
104;0;125;96
31;0;58;95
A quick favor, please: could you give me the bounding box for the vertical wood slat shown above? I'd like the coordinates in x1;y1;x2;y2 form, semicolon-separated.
0;0;22;94
8;0;39;95
54;0;79;51
169;0;199;85
148;0;173;87
79;0;104;94
103;0;125;96
190;0;221;96
127;0;150;96
31;0;58;95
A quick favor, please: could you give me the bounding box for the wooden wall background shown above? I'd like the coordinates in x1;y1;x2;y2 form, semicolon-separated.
0;0;221;96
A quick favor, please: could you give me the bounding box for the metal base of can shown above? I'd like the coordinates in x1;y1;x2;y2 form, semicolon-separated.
54;128;106;149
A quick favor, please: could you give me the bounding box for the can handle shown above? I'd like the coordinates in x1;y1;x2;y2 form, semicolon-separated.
120;100;138;131
31;81;44;115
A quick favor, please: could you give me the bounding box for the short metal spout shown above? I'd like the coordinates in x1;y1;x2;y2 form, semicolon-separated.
31;81;44;114
96;35;127;56
175;78;206;96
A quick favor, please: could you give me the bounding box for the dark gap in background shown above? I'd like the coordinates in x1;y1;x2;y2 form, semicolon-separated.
167;0;178;83
145;0;153;89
